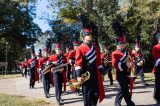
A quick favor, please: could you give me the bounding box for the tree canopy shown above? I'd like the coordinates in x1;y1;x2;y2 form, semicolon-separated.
47;0;160;69
48;0;160;46
0;0;160;71
0;0;41;71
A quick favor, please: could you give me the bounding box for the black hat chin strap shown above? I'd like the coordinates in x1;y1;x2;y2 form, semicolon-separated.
83;41;92;47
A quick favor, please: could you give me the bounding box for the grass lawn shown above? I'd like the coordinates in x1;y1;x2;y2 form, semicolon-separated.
0;73;22;79
0;94;54;106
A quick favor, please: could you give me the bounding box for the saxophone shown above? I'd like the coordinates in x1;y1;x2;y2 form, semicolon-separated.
41;63;69;75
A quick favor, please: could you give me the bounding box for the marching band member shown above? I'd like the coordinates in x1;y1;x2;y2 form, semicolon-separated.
132;43;147;86
27;45;39;89
23;58;28;79
19;61;24;77
101;43;114;85
64;45;71;82
75;28;106;106
152;20;160;104
49;43;67;105
112;36;135;106
37;49;42;82
39;39;54;98
69;38;81;79
68;37;81;95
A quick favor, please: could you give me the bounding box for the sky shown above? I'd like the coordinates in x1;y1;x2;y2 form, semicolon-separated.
32;0;55;53
33;0;53;32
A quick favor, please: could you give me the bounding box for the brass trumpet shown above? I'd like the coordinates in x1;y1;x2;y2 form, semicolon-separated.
69;71;90;91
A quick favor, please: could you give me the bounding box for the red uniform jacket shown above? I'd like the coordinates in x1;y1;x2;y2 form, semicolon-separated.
75;42;105;103
49;54;67;91
19;62;23;70
64;52;69;63
27;58;39;82
68;50;76;72
112;49;131;70
39;58;47;69
101;53;111;67
112;49;133;96
22;61;28;68
152;44;160;73
68;50;76;60
39;57;54;86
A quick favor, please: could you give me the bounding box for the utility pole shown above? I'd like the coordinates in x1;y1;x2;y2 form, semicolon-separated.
5;42;8;76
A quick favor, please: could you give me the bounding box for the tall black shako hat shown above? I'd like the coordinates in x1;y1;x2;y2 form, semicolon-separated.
38;49;42;57
30;45;36;58
80;13;98;42
80;13;92;37
112;20;126;45
55;32;62;49
104;41;109;51
72;32;81;46
44;38;52;54
135;20;142;47
135;35;140;48
155;17;160;40
65;43;70;51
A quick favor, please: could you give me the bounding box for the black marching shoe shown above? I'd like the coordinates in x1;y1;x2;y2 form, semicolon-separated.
115;103;121;106
156;100;160;104
29;84;33;89
56;100;61;106
46;93;50;98
110;81;114;85
60;98;63;102
76;89;81;96
32;85;35;89
142;82;149;86
76;92;81;96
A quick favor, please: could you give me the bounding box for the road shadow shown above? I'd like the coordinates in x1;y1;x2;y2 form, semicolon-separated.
134;80;154;84
34;86;43;89
131;104;159;106
134;83;154;89
49;93;55;97
62;97;83;105
133;90;151;94
105;93;117;99
61;90;78;96
62;97;82;101
104;87;119;93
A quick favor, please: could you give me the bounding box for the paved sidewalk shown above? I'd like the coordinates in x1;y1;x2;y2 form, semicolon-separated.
0;76;159;106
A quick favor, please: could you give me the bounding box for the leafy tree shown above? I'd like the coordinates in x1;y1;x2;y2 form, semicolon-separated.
48;0;119;47
0;0;41;72
120;0;160;69
47;0;160;70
